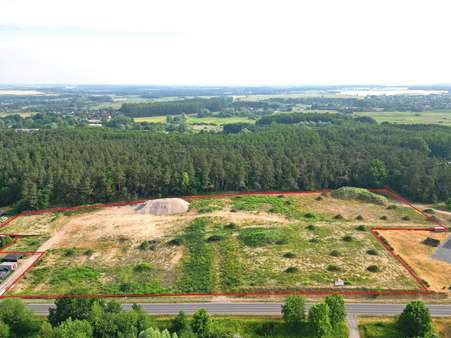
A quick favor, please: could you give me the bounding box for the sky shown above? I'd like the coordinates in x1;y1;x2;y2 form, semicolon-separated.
0;0;450;86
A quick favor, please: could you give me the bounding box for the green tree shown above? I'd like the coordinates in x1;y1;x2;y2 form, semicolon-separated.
191;309;210;338
368;159;388;187
398;301;433;337
308;303;332;338
325;295;346;327
0;299;40;337
139;327;178;338
0;320;10;338
171;311;190;333
48;297;99;326
53;319;93;338
281;296;306;327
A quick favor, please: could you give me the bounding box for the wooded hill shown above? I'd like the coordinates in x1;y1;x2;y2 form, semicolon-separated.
0;122;450;210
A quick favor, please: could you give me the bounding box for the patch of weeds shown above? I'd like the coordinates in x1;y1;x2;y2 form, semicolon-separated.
334;214;344;220
219;239;242;292
167;237;183;246
138;240;158;251
239;227;288;247
304;213;316;219
386;204;397;210
84;249;94;256
309;238;320;243
190;198;226;213
355;215;364;220
63;248;77;257
402;216;411;221
134;262;152;272
380;215;388;220
356;225;367;231
423;208;435;214
224;222;237;230
177;218;215;293
306;224;316;231
315;196;323;201
231;195;304;219
342;235;353;242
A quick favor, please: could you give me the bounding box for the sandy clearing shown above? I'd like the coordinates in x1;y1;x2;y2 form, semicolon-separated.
379;230;451;292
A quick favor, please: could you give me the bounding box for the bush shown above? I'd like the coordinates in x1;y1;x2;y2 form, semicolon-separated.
306;224;316;231
330;250;341;257
275;238;289;245
282;296;305;326
366;249;378;256
83;249;94;256
402;216;411;221
331;187;388;206
356;225;367;231
315;196;323;201
134;262;152;272
387;204;397;210
380;215;388;220
206;235;222;242
367;265;380;273
342;235;353;242
255;322;276;337
285;267;298;273
309;238;320;243
63;248;76;257
327;265;341;272
423;208;435;214
355;215;364;220
334;214;344;220
304;213;315;219
167;238;183;246
283;252;296;258
224;223;237;229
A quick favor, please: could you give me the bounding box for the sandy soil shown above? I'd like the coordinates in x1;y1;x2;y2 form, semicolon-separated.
379;230;451;292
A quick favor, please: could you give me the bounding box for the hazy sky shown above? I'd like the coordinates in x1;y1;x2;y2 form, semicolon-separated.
1;0;450;85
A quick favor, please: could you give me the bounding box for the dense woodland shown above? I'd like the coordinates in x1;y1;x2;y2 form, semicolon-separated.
1;121;451;210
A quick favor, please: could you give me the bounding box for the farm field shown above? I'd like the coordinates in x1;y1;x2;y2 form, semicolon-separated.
377;229;451;293
134;115;255;125
355;110;451;126
358;316;451;338
0;189;435;297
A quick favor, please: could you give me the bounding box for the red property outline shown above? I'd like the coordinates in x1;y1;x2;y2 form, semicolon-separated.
0;187;447;299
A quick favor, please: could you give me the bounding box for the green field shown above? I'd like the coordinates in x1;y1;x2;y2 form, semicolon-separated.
134;115;255;125
355;110;451;126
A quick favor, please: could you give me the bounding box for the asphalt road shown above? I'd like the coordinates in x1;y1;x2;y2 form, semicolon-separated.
27;302;451;316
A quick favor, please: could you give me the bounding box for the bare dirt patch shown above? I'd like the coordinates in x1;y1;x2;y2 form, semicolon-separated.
379;230;451;292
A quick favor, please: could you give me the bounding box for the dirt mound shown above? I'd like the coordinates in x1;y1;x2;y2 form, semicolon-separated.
134;198;190;215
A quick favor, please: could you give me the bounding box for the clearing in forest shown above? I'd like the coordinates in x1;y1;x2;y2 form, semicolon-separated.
1;188;434;297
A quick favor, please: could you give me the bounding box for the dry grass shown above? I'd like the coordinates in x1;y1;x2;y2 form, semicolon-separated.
379;230;451;292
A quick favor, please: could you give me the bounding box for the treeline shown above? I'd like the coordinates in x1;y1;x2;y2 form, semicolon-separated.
120;98;231;117
0;122;451;210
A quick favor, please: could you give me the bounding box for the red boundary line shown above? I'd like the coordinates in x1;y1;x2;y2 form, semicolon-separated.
0;187;446;299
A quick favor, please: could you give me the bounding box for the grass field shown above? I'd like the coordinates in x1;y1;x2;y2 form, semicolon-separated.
358;316;451;338
355;110;451;126
134;115;255;125
2;189;431;296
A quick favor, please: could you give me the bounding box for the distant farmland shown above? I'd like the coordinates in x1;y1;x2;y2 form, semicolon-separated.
355;110;451;126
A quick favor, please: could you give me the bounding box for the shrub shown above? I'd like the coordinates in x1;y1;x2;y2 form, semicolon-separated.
306;224;316;231
255;322;276;336
334;214;344;220
398;301;433;338
355;215;364;220
283;252;296;258
330;250;341;257
134;262;152;272
367;265;380;272
423;208;435;214
83;249;94;256
63;248;76;257
331;187;388;206
309;238;320;243
304;213;315;219
285;267;298;273
356;225;367;231
387;204;397;210
315;196;323;201
275;238;289;245
206;235;222;242
402;216;411;221
327;265;341;272
224;223;237;229
282;296;306;326
342;235;353;242
380;215;388;220
366;249;378;256
167;238;183;246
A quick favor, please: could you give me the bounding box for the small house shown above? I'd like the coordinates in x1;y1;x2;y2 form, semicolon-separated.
0;262;17;271
2;254;23;262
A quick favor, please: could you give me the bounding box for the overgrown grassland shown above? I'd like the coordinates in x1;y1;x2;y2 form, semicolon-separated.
355;110;451;126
